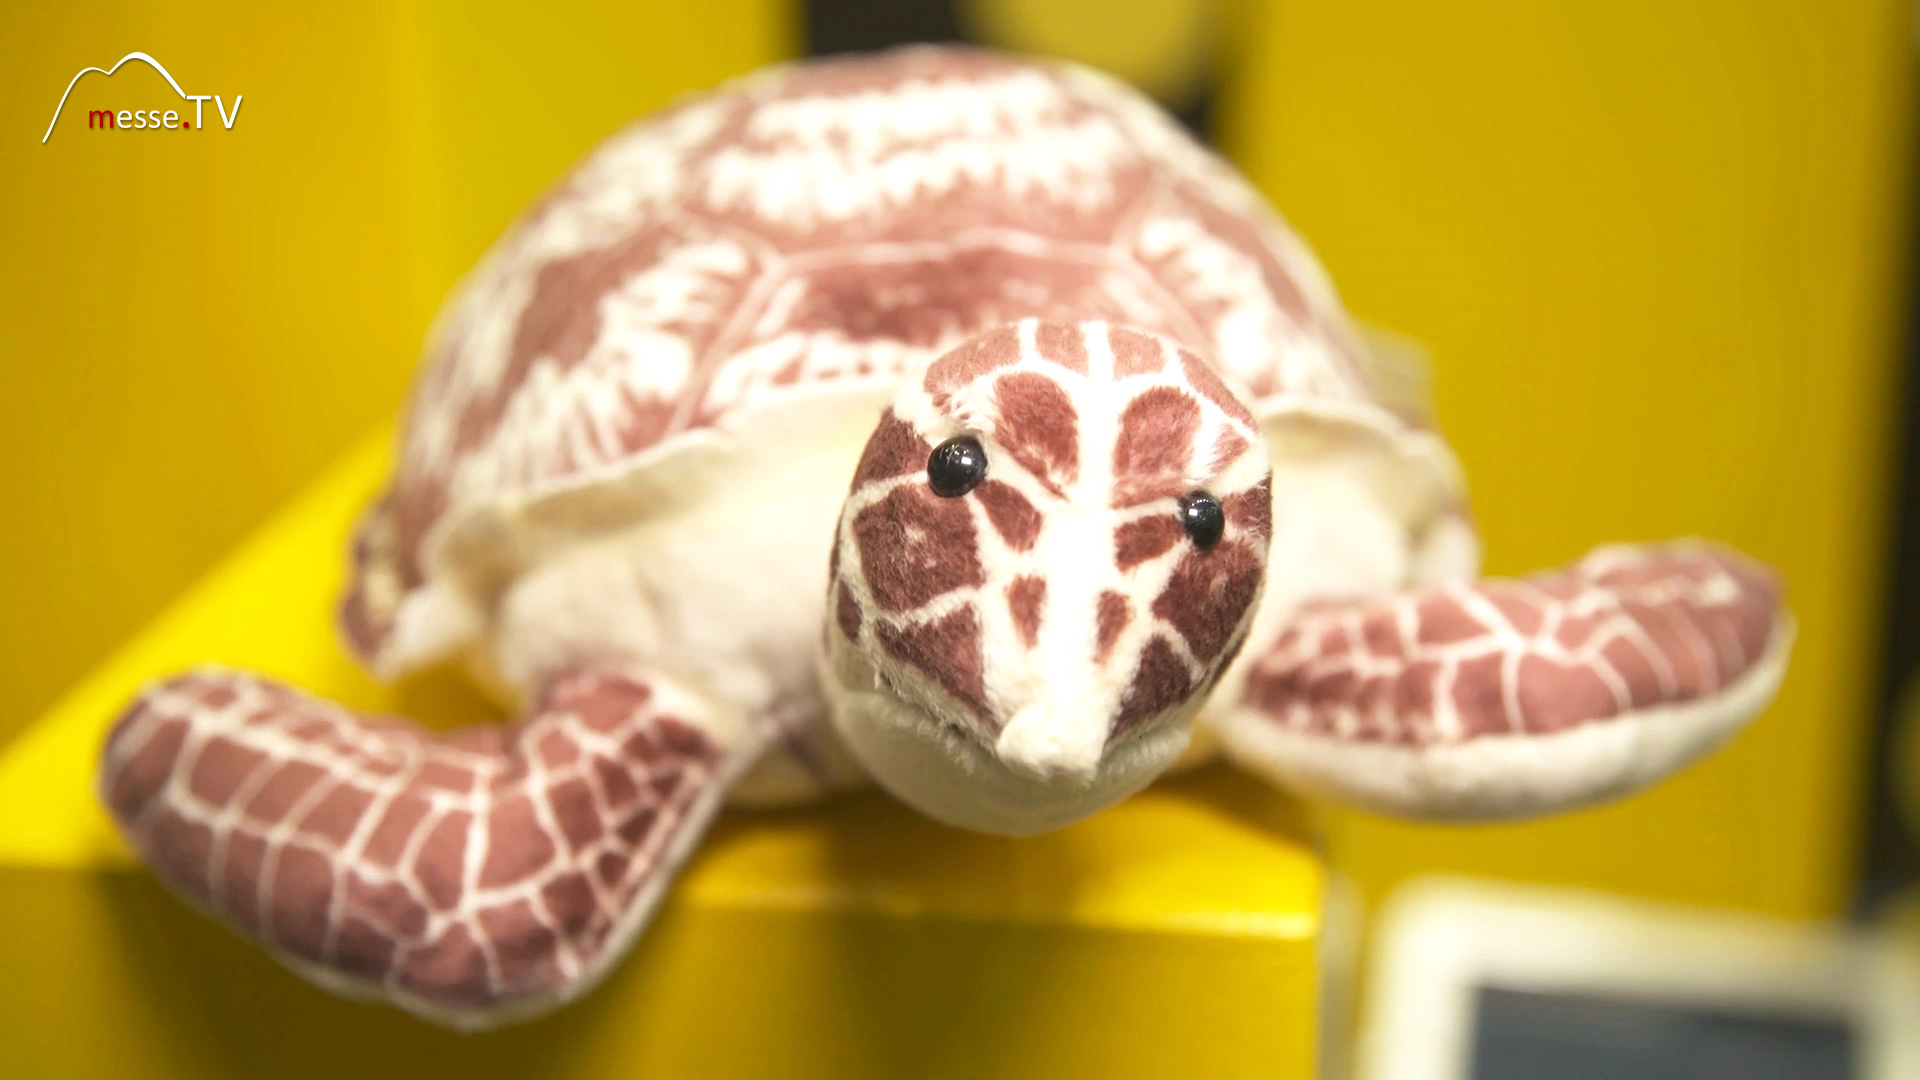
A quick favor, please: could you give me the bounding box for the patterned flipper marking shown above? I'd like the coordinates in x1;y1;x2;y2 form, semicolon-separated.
97;669;748;1029
1221;544;1790;818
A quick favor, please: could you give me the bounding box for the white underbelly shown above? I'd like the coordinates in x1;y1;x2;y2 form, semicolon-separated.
485;391;887;805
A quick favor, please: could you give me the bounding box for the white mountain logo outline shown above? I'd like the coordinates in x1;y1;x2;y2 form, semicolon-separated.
41;52;241;143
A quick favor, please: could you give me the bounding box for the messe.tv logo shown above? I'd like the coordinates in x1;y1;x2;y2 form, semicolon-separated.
41;52;242;143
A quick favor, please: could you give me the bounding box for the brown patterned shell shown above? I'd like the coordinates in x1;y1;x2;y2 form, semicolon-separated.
344;46;1460;671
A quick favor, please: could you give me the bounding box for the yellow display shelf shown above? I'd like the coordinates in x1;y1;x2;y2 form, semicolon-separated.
0;429;1323;1080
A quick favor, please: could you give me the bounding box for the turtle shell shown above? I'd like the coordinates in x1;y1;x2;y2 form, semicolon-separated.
342;46;1465;676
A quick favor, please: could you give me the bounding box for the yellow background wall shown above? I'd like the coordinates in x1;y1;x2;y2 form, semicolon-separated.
3;1;1912;924
1221;1;1912;919
0;1;787;738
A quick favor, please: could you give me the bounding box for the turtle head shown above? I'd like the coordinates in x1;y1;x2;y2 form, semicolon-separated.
823;320;1273;834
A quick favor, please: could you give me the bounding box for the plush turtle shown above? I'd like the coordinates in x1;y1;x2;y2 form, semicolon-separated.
97;47;1792;1029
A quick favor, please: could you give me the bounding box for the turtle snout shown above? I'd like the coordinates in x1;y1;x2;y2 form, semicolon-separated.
994;702;1105;785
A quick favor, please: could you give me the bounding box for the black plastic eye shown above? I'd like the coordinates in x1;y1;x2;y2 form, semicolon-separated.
927;437;987;497
1179;491;1225;548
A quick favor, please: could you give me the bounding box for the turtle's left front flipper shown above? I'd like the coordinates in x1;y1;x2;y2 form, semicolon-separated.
1215;544;1791;820
97;667;759;1029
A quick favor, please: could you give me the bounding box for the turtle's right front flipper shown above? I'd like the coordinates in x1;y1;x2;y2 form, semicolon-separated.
98;667;759;1030
1214;543;1791;820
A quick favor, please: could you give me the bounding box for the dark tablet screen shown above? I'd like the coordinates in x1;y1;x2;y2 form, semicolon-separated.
1469;986;1855;1080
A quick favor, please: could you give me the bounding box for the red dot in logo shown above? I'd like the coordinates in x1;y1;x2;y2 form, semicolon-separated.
182;121;192;130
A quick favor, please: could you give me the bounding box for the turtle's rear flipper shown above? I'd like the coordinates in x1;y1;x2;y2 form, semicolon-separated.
97;667;756;1030
1217;544;1791;819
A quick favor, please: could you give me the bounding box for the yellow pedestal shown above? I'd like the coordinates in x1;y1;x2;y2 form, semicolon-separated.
0;430;1323;1080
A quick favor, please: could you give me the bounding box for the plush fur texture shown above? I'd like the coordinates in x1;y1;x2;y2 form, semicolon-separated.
824;321;1273;832
98;667;759;1030
1224;623;1792;819
95;47;1794;1031
1219;544;1788;819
